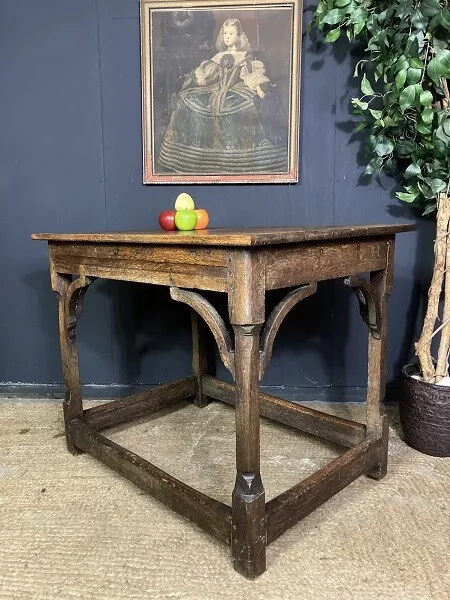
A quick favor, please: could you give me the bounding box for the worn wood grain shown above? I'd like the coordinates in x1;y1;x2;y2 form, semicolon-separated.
32;224;414;247
259;282;317;379
231;324;266;579
202;375;366;448
50;272;95;454
266;436;382;544
83;376;196;430
265;238;389;289
34;225;413;579
70;419;232;544
191;310;210;408
170;287;235;376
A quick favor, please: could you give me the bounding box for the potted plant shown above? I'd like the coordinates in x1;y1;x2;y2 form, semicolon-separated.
312;0;450;456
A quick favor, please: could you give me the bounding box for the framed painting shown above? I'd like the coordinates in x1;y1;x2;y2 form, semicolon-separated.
140;0;302;184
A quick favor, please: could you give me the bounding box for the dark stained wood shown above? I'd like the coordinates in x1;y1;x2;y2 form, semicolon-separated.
34;224;413;579
32;223;414;246
49;244;228;292
83;376;196;430
264;238;389;289
170;287;235;376
202;375;366;448
265;436;382;544
51;272;95;454
259;282;317;379
231;323;266;579
191;310;210;408
70;419;232;544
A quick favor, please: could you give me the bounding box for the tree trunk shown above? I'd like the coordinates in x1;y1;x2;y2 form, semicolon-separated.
415;194;450;383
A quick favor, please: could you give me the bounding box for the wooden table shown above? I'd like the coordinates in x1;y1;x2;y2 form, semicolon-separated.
33;225;413;579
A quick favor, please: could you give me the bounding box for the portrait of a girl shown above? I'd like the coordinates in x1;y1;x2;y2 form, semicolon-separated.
158;18;288;175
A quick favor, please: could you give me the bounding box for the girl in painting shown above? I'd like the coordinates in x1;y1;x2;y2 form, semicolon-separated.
158;18;288;174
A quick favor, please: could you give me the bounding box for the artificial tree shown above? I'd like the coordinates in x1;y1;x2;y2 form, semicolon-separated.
313;0;450;383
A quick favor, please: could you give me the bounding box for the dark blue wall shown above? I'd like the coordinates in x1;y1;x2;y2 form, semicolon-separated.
0;0;433;395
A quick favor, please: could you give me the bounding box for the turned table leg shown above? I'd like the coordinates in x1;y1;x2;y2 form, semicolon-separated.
51;272;94;454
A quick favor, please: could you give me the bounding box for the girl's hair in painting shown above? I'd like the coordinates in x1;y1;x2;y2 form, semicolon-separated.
216;19;251;52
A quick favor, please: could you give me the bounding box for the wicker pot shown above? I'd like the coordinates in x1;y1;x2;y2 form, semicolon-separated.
400;364;450;457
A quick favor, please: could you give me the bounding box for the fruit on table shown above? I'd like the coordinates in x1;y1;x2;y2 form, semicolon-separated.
158;210;177;231
175;192;195;211
175;209;198;231
194;209;209;230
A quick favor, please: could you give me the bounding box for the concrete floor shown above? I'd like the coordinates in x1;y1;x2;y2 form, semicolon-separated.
0;400;449;600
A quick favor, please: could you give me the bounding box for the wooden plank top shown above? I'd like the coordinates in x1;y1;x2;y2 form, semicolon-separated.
32;224;414;247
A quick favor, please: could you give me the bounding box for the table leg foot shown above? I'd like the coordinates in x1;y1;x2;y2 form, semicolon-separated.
232;472;266;579
366;413;389;480
63;402;83;455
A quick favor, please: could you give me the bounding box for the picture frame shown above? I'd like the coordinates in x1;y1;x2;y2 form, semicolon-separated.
140;0;302;184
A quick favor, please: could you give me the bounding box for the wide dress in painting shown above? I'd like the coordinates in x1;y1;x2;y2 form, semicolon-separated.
158;20;288;174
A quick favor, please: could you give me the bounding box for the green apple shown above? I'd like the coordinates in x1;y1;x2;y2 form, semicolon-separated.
175;209;198;231
175;192;195;211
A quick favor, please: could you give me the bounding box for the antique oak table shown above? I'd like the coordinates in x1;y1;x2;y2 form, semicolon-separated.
33;225;413;579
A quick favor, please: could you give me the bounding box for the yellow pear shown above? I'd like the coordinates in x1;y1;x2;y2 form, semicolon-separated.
175;192;195;211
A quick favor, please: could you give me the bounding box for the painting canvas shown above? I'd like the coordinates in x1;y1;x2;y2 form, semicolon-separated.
140;0;302;184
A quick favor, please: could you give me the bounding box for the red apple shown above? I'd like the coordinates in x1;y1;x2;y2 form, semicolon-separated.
158;210;176;231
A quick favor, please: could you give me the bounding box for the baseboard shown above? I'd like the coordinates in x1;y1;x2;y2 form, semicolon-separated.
0;382;367;403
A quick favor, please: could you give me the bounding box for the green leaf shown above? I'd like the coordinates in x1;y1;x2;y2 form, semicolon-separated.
325;28;341;42
354;20;365;35
439;10;450;29
436;125;450;143
351;98;369;110
422;107;434;124
429;178;447;194
407;67;422;85
395;69;407;89
410;57;424;69
396;192;418;202
399;85;416;112
322;8;345;25
335;0;351;6
355;121;368;131
417;122;432;135
361;74;375;95
422;203;437;216
411;10;428;30
375;137;395;157
349;8;368;24
420;0;441;18
369;109;383;120
443;120;450;137
427;50;450;85
395;56;410;73
405;163;422;178
420;90;434;106
396;140;416;157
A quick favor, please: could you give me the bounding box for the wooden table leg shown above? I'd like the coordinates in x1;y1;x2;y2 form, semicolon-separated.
231;324;266;579
367;239;395;480
191;309;209;408
51;272;94;454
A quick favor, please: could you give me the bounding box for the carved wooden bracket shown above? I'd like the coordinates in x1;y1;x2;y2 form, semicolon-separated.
170;287;235;377
52;274;96;337
344;275;381;339
259;282;318;380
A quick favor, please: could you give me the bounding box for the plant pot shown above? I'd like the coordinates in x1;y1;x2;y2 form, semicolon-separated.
400;363;450;457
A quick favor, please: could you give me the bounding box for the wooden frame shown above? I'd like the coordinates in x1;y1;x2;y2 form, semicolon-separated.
140;0;302;183
32;224;414;579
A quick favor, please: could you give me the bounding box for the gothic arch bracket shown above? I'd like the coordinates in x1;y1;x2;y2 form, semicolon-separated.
170;287;235;377
344;275;381;339
259;282;318;380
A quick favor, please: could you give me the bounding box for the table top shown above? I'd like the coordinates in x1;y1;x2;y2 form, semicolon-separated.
32;224;414;247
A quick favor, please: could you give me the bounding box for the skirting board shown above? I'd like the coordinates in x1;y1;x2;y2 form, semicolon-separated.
0;383;367;403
